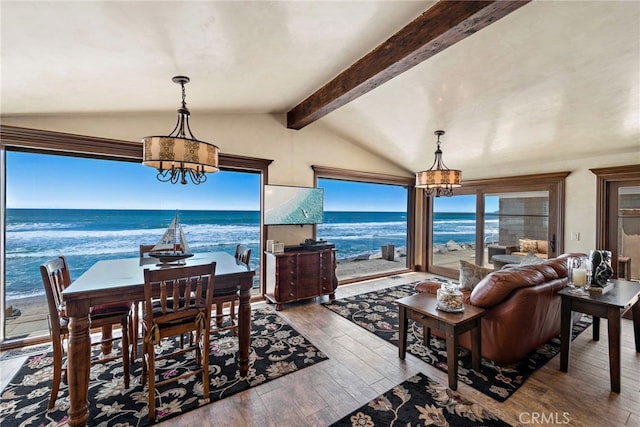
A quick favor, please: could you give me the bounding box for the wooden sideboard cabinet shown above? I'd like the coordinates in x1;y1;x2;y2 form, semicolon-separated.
264;248;338;310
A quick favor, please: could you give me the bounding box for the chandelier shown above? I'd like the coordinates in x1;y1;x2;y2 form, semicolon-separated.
142;76;219;185
415;130;461;197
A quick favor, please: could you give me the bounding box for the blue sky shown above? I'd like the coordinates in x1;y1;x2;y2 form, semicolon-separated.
6;151;480;212
6;151;261;210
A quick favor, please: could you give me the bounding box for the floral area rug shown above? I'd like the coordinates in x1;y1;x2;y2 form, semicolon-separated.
0;307;328;426
323;283;591;402
0;344;52;360
330;372;511;427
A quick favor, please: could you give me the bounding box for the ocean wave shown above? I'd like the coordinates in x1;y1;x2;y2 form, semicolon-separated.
319;232;407;241
7;222;76;232
319;220;406;228
6;227;165;240
6;223;261;258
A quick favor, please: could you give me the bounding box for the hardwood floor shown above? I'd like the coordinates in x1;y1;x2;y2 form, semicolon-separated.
2;272;639;426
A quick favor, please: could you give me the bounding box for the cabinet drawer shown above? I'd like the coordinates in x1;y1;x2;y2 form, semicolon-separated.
276;280;297;300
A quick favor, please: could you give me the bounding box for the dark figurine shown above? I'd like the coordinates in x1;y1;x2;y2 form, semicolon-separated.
590;250;613;287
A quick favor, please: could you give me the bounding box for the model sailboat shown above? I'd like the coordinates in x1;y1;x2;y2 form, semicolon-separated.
149;210;194;263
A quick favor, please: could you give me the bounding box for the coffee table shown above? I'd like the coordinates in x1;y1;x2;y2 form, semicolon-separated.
559;279;640;393
396;292;485;390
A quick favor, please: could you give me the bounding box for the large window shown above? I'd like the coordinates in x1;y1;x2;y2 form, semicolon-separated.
431;194;477;270
313;166;415;283
1;125;270;348
426;173;567;278
3;151;260;342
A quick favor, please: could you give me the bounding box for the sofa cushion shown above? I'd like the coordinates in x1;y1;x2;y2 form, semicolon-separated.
413;280;443;294
414;280;472;304
470;267;546;308
528;263;562;281
537;240;548;254
544;255;571;277
459;260;493;291
519;239;539;253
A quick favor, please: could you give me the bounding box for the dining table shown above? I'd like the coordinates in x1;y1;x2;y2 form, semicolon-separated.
61;251;255;427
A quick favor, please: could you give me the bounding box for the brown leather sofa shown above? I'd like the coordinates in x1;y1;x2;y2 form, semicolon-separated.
414;254;584;364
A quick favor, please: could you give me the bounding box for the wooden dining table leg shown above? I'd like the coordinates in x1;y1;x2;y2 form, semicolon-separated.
238;280;252;377
100;326;113;355
66;302;92;427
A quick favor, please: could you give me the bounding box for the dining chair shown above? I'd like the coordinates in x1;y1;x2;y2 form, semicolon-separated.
235;244;251;265
212;244;251;336
40;256;131;410
141;262;216;421
130;244;157;361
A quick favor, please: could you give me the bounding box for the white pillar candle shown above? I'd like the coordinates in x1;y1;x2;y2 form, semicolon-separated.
573;268;587;286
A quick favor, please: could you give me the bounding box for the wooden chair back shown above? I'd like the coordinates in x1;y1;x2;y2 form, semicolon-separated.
235;244;251;266
143;262;216;337
40;256;72;336
139;244;155;259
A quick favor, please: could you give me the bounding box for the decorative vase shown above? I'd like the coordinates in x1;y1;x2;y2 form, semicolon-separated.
589;250;613;287
436;282;464;312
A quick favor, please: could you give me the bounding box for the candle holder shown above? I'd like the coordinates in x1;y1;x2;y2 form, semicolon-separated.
567;256;591;289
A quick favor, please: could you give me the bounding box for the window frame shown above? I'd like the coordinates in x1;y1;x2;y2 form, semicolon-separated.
0;125;272;349
591;164;640;277
424;172;569;278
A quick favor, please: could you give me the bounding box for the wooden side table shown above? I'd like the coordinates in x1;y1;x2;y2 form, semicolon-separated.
559;279;640;393
396;292;485;390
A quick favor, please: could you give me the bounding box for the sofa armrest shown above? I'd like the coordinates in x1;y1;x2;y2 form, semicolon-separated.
414;281;442;294
414;280;472;304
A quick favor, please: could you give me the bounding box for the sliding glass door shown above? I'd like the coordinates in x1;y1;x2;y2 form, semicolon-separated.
317;178;409;282
431;194;477;270
426;173;566;278
485;191;550;264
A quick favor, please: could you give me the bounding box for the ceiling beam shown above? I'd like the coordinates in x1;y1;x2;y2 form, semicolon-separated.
287;0;531;130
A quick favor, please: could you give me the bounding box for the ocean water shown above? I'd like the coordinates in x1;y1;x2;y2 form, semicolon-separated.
4;209;492;299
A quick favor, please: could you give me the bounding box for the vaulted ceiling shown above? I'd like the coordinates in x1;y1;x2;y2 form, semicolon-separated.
2;1;639;178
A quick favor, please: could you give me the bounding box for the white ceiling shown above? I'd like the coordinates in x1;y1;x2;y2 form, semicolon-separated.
2;1;639;178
